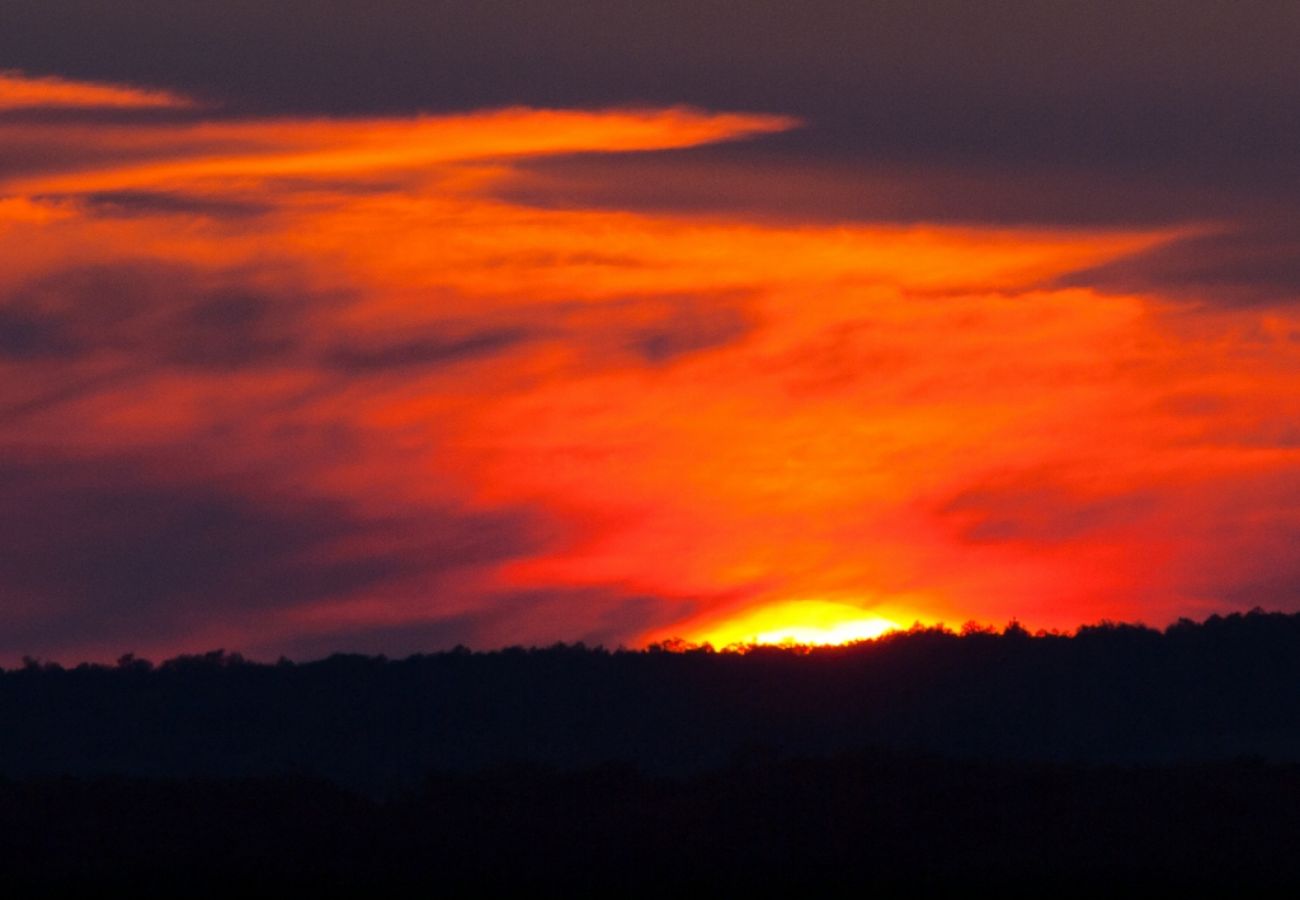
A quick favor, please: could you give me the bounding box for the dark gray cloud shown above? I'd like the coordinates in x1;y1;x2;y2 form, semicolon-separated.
0;262;321;370
323;327;534;373
76;190;272;220
320;292;756;375
627;299;752;365
0;261;762;447
0;453;542;656
545;292;756;368
498;146;1271;227
0;306;77;359
0;114;231;183
267;587;697;660
0;262;539;378
1;261;757;379
1057;226;1300;307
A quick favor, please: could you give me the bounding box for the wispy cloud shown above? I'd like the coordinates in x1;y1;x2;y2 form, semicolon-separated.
0;70;193;111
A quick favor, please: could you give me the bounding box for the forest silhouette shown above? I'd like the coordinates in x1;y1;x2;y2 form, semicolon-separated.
5;609;1300;887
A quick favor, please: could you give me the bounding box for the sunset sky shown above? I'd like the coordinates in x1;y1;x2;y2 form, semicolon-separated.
3;2;1300;662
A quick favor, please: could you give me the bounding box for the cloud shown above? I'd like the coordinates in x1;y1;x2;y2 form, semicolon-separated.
0;70;192;111
497;148;1268;228
7;17;1300;660
0;453;543;658
0;305;76;359
926;460;1300;628
0;261;325;369
76;190;272;220
2;107;795;199
1163;468;1300;612
940;480;1159;546
1;261;751;383
5;3;1300;212
1057;225;1300;307
624;298;753;365
323;327;535;373
265;587;697;660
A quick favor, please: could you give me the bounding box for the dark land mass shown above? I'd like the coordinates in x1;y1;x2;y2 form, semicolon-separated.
7;610;1300;787
5;754;1300;891
5;610;1300;889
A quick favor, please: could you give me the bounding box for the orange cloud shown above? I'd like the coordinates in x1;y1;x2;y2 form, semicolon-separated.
3;73;1300;662
6;107;795;196
0;70;193;110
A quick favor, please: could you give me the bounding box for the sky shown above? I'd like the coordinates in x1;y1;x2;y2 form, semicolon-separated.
2;1;1300;662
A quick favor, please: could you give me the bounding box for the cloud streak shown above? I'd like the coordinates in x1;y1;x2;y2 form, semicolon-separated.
0;70;192;111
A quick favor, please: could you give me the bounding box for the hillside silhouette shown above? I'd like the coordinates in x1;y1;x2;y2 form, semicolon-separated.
4;610;1300;790
6;609;1300;888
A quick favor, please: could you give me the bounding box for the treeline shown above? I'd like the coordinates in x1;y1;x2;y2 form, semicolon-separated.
3;610;1300;791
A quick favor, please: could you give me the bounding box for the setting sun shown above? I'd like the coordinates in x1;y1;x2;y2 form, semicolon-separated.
688;600;906;649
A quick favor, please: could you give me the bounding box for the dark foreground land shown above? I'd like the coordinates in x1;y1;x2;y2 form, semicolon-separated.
5;610;1300;889
5;754;1300;891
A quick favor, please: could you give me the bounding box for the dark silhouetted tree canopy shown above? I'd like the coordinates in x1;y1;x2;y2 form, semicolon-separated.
3;610;1300;790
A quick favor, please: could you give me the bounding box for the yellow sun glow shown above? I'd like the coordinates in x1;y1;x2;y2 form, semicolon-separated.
690;600;904;649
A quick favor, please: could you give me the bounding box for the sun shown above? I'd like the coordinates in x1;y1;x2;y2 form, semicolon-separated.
689;599;905;649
